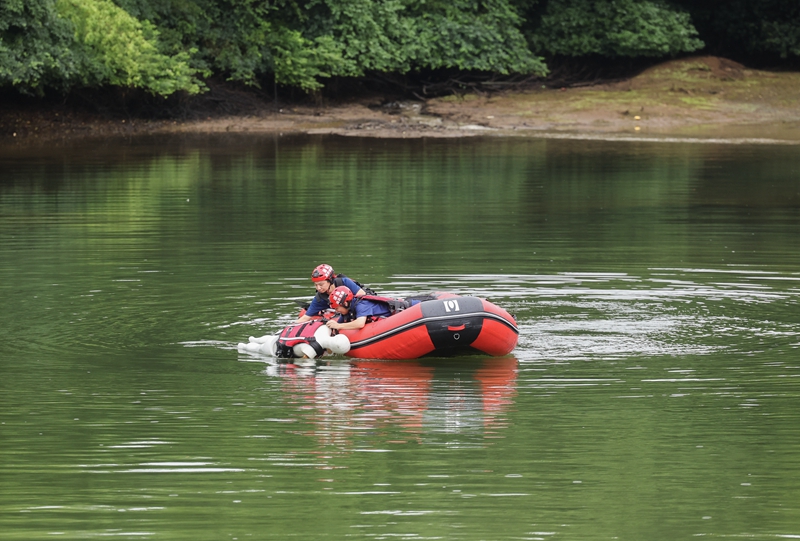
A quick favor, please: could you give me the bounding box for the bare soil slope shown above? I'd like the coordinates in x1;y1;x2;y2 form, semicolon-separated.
423;56;800;141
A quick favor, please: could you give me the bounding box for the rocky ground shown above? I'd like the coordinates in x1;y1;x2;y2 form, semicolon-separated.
2;56;800;145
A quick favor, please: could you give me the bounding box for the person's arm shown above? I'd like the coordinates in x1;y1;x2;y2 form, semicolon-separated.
342;277;367;298
327;316;367;330
295;296;324;323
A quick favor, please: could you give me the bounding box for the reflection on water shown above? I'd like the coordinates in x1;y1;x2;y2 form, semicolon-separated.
258;358;517;450
2;135;800;540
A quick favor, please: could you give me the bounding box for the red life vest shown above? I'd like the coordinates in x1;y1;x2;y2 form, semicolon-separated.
276;321;325;358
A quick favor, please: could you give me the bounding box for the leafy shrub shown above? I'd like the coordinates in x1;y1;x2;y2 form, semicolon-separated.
56;0;204;95
297;0;548;77
529;0;704;57
111;0;344;91
0;0;77;94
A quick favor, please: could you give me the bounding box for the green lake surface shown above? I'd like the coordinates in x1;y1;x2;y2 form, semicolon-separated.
1;134;799;540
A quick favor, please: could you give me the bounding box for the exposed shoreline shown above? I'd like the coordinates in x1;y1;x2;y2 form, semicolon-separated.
2;56;800;146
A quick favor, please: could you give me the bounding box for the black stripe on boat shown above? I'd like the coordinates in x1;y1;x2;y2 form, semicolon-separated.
348;297;518;350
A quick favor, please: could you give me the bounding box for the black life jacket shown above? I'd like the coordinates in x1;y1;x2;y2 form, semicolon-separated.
340;295;411;323
313;274;376;305
359;295;411;314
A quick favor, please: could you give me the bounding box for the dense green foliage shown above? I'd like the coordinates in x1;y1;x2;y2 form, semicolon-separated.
112;0;344;91
0;0;77;93
674;0;800;61
0;0;202;95
296;0;546;75
1;0;797;97
112;0;547;89
56;0;203;95
527;0;703;57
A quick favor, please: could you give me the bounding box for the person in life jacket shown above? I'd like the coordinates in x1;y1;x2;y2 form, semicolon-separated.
295;263;369;323
325;286;393;331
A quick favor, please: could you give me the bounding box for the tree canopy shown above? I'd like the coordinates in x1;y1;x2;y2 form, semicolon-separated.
527;0;703;57
1;0;797;97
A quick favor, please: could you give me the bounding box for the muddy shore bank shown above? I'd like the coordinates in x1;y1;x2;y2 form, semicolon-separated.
2;57;799;146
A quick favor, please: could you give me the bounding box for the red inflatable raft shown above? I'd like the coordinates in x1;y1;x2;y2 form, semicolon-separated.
337;292;518;360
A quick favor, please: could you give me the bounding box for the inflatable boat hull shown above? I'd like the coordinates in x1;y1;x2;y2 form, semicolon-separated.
339;293;518;360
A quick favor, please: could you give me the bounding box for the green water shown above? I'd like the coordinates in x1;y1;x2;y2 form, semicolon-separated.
1;135;799;540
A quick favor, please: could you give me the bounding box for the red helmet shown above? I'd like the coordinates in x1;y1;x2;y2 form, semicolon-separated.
311;264;335;283
329;286;354;309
